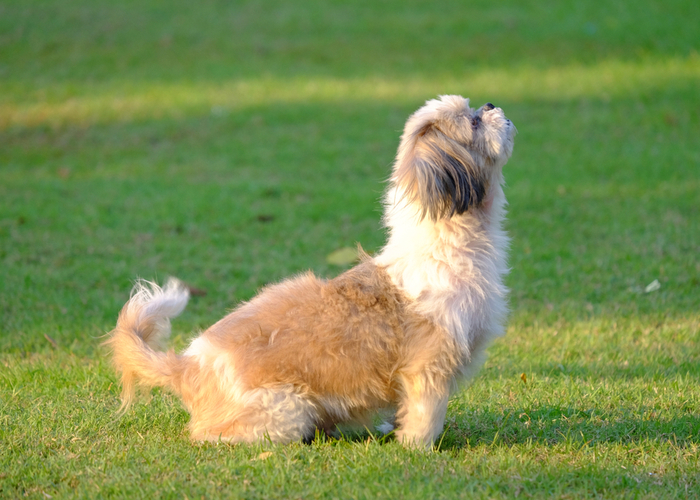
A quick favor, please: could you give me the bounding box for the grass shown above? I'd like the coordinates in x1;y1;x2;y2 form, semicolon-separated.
1;0;699;498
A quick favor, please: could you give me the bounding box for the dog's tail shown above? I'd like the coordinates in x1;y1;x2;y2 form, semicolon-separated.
104;277;190;411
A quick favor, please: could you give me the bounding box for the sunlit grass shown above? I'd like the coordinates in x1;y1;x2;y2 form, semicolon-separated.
1;55;698;128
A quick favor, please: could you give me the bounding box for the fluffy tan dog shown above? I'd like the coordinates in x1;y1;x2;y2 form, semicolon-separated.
106;95;516;447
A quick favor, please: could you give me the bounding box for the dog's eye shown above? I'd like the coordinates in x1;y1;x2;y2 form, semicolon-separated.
471;116;480;129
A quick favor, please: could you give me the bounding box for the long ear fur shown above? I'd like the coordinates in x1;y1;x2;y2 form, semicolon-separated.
394;124;486;221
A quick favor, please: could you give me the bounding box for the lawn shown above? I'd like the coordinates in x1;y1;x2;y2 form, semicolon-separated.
1;0;699;498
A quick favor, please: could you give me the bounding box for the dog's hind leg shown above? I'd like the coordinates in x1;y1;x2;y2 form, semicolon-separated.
189;386;319;444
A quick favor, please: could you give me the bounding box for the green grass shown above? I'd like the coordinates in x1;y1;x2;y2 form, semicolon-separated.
1;0;699;498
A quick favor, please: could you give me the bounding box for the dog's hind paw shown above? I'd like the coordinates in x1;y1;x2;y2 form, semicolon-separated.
376;421;395;435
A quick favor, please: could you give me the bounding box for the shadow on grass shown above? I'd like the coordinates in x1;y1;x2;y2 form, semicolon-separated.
439;405;700;452
437;361;700;450
526;360;700;382
307;356;700;450
301;407;699;452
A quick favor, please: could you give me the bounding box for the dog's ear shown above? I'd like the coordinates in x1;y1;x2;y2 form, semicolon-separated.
394;124;486;221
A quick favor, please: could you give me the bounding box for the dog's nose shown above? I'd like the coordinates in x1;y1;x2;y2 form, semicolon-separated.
483;103;495;111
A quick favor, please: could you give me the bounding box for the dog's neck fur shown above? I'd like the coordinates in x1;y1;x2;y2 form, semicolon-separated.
374;183;509;354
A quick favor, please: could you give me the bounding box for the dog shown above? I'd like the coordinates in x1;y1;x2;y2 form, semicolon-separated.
105;95;516;448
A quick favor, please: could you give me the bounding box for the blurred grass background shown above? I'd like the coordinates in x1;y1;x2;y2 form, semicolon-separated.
1;0;699;498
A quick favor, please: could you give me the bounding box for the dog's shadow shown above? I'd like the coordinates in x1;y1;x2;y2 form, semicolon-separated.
159;405;694;452
436;404;700;452
304;424;398;447
307;405;700;451
310;359;700;451
438;365;700;451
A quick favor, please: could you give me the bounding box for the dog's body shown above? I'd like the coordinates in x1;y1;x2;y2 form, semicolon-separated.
106;95;516;447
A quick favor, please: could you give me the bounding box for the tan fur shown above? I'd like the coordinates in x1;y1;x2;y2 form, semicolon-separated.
105;95;516;448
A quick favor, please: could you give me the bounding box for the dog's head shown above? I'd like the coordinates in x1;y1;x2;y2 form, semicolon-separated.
390;95;516;221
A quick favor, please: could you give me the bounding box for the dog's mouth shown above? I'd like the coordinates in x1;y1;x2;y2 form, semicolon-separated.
473;102;514;129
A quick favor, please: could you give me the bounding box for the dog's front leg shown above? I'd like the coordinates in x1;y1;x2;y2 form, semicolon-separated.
395;376;450;448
